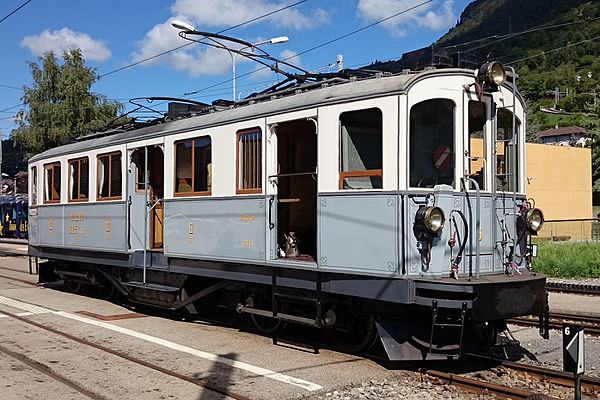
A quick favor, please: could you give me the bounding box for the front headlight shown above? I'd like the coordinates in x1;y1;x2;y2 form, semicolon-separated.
478;61;506;87
524;208;544;232
424;207;445;233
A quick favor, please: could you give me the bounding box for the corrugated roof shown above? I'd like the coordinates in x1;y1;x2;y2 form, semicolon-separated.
537;126;587;138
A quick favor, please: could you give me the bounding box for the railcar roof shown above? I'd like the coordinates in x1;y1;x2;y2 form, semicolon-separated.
30;68;476;163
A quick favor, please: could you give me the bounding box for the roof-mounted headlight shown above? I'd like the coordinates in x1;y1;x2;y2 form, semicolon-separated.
523;208;544;233
416;206;445;234
477;61;506;90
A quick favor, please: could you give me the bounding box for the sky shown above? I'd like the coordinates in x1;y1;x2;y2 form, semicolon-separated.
0;0;473;137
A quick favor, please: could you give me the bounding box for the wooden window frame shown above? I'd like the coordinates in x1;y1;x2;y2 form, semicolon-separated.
43;162;61;204
97;151;122;201
236;128;262;195
68;157;89;203
339;169;384;190
338;108;384;190
31;166;37;206
174;136;212;197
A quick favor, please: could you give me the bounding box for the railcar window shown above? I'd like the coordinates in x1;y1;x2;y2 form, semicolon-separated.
497;109;520;192
43;162;61;203
237;129;262;194
69;157;89;201
31;166;37;205
339;108;383;189
409;99;455;188
97;152;122;200
468;101;486;190
133;151;146;192
174;136;212;195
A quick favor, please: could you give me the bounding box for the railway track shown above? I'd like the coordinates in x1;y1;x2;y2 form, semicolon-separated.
546;281;600;296
425;354;600;399
0;272;38;286
466;354;600;396
423;368;551;399
508;311;600;335
0;308;252;400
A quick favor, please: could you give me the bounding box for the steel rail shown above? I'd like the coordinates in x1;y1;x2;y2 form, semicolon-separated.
466;353;600;393
0;343;106;400
0;309;253;400
546;281;600;295
422;368;555;399
0;272;38;286
508;312;600;335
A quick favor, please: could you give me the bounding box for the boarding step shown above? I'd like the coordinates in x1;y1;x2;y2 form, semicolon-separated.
428;300;467;358
271;269;323;329
123;281;180;293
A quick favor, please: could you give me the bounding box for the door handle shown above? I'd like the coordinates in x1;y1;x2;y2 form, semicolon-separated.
268;195;275;230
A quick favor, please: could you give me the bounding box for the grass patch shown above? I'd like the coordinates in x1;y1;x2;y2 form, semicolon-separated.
533;240;600;278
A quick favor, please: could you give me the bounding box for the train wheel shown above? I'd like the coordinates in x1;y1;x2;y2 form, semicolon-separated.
245;296;287;335
64;279;83;294
251;314;286;334
328;313;378;353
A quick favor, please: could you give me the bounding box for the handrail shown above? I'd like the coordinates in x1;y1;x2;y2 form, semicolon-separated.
268;171;316;179
461;177;481;279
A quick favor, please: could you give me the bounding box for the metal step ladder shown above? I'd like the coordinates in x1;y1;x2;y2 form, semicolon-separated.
428;300;468;358
271;268;324;329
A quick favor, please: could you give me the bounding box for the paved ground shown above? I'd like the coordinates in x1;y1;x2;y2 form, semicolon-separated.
0;255;408;400
1;241;598;400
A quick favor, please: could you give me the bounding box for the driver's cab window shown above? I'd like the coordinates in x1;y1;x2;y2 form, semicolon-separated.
497;109;520;192
410;99;455;188
468;101;486;190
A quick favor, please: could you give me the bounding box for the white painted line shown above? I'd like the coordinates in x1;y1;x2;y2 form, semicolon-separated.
0;296;51;314
0;295;322;392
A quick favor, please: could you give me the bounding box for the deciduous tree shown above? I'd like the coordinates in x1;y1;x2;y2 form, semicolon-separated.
12;48;123;156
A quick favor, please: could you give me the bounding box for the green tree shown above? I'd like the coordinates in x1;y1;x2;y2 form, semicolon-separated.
12;48;123;156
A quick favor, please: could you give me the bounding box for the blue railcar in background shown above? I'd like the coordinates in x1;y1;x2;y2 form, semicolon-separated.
0;196;28;239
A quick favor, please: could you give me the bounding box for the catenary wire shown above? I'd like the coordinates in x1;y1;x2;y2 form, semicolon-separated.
443;10;577;50
99;0;308;79
505;34;600;64
184;0;434;96
462;16;600;54
0;0;310;117
0;0;32;25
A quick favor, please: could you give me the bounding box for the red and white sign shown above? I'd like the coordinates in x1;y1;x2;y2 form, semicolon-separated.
433;145;452;171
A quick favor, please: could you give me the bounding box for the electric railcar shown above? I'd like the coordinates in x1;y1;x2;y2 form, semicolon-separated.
28;56;547;360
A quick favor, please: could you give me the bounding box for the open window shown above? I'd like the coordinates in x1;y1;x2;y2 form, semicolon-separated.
410;99;455;188
31;166;37;205
174;136;212;196
237;128;262;194
468;101;486;190
496;109;520;192
97;152;122;200
339;108;383;189
43;162;61;203
69;157;89;202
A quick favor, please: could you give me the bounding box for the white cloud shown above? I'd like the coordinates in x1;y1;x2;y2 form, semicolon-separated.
357;0;456;37
171;0;329;30
131;1;328;78
21;28;111;62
